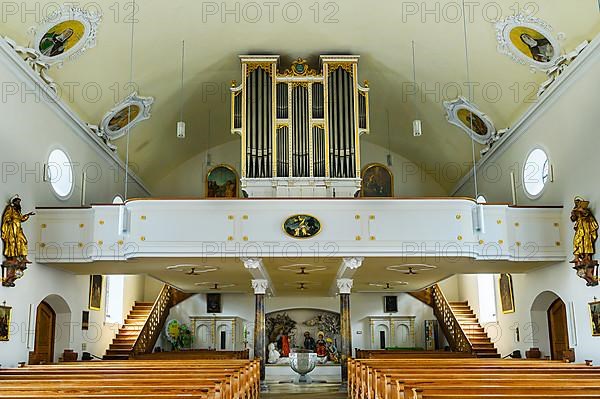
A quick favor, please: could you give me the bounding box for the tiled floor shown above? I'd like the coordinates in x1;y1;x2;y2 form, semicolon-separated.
261;382;345;398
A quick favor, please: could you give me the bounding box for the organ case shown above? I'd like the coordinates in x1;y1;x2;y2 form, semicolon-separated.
231;55;369;197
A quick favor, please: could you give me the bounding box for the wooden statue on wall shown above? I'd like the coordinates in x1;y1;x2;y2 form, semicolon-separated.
570;197;599;286
1;195;35;287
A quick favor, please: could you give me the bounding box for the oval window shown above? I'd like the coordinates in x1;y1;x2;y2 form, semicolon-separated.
523;148;549;198
47;149;73;199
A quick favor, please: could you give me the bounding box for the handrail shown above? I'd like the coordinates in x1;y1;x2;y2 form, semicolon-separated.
430;284;473;354
130;285;174;356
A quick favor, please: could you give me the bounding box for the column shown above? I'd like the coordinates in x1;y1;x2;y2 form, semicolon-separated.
337;278;353;388
252;278;268;387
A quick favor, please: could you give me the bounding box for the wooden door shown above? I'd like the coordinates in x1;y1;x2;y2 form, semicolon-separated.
33;302;55;364
548;298;569;360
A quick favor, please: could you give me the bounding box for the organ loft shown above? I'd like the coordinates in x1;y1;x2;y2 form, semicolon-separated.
230;55;370;197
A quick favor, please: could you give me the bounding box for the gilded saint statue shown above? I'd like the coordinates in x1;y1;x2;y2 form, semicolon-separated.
570;197;599;286
1;195;34;287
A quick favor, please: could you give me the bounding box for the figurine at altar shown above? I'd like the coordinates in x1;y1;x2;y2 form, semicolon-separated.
570;197;599;286
267;343;281;364
303;331;316;351
315;332;327;361
1;195;34;287
326;338;339;363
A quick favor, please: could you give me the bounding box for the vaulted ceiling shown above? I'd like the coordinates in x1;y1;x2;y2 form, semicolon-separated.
4;0;599;192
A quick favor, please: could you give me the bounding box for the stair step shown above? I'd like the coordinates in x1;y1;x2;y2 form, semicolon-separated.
472;343;496;349
135;302;154;306
103;355;130;360
110;343;134;350
449;301;468;305
130;311;151;316
476;352;501;358
127;314;149;319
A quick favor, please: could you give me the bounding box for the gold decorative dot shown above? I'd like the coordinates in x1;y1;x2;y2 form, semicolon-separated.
140;236;146;241
514;222;520;227
355;215;361;220
41;224;47;229
40;243;46;248
99;220;105;225
479;240;484;245
457;235;463;241
228;215;234;220
556;241;561;247
243;215;248;220
456;214;462;220
228;236;234;241
516;241;521;247
554;223;559;227
370;215;375;221
117;240;124;246
141;215;146;220
78;243;83;248
498;240;504;245
243;236;248;241
355;236;362;241
98;241;103;246
370;236;376;241
497;220;502;225
79;224;85;228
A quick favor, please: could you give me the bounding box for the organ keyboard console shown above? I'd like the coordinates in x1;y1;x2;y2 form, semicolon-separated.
231;55;370;197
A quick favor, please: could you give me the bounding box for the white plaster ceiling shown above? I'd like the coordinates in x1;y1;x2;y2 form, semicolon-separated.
3;0;599;192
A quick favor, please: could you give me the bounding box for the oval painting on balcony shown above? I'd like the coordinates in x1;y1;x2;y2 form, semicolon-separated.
283;215;321;239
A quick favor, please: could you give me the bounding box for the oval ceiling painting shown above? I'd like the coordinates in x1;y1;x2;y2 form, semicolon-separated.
509;26;555;64
107;105;141;132
39;20;86;58
283;215;321;239
495;14;561;71
457;109;489;137
32;6;101;66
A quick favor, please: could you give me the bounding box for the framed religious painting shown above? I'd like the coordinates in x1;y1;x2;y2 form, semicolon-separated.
384;296;398;313
496;14;562;71
89;275;103;311
100;92;154;140
361;163;393;197
444;97;495;144
0;305;11;341
589;300;600;337
206;293;222;314
499;273;515;314
32;6;101;66
206;165;238;198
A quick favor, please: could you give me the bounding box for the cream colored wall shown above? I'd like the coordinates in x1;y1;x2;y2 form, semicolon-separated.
0;52;147;366
152;140;447;197
451;47;600;362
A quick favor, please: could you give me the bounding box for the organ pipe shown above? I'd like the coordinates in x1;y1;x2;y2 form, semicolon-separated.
231;55;369;180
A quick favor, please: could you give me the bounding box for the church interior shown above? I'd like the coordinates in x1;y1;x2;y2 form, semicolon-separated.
1;0;600;397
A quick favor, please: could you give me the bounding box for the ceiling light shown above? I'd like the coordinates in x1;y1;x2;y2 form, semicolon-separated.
387;264;437;274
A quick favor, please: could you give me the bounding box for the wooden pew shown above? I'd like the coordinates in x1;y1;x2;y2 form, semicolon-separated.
0;359;260;399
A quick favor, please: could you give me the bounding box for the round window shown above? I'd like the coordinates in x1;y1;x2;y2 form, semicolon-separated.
47;149;74;199
523;148;549;198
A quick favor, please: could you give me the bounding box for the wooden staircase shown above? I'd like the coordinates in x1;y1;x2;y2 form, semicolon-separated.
448;301;500;358
103;302;154;360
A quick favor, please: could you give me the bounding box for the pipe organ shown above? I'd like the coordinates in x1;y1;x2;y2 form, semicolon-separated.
231;55;370;197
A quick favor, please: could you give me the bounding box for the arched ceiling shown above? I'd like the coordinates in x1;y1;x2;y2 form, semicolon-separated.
4;0;599;192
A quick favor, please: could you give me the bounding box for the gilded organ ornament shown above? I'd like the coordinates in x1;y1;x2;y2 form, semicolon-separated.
283;215;321;239
570;197;599;286
1;195;35;287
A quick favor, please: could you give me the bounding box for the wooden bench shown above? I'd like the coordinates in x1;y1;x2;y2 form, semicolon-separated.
0;359;260;399
349;355;600;399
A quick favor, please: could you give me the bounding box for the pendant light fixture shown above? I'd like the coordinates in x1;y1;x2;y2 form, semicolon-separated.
411;40;422;137
177;40;186;139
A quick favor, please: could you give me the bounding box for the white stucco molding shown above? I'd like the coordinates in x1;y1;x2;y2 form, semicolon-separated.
337;278;354;295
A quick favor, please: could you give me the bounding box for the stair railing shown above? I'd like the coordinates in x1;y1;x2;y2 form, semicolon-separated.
431;284;473;354
130;284;174;356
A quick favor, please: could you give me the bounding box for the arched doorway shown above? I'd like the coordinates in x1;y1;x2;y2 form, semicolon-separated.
530;291;570;360
548;298;570;360
30;295;72;364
